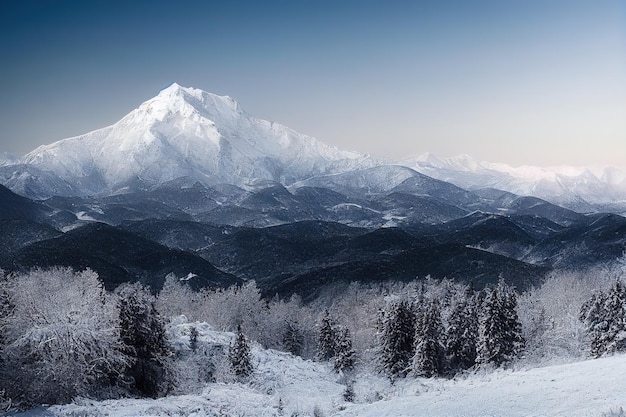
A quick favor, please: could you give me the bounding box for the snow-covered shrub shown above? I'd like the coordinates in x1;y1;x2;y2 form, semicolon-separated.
0;267;127;407
519;269;614;362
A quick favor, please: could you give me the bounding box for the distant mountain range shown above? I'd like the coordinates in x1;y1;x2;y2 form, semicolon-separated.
403;153;626;214
0;84;624;297
1;83;624;214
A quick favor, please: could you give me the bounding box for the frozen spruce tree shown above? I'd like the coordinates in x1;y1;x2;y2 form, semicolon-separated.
379;299;416;380
580;280;626;357
445;284;478;372
334;327;356;373
413;299;444;377
117;282;171;398
229;324;253;380
477;279;524;367
282;319;304;357
317;310;338;361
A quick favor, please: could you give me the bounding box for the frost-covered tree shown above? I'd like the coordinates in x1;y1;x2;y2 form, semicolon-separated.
580;280;626;357
197;281;267;342
317;310;338;361
334;327;356;373
283;319;304;356
445;285;478;372
189;326;199;353
156;273;196;320
477;279;525;367
0;268;126;407
413;299;444;377
117;282;171;398
229;324;253;380
378;299;416;380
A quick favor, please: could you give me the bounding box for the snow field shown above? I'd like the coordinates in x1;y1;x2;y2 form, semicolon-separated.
336;354;626;417
16;317;626;417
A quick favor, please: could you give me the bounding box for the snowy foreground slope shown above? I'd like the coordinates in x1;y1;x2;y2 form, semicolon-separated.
16;331;626;417
338;355;626;417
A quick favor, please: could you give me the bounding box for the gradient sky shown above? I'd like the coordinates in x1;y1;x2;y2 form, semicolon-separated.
1;0;624;168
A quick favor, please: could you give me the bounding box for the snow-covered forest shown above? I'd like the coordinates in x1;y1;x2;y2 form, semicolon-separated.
1;261;626;416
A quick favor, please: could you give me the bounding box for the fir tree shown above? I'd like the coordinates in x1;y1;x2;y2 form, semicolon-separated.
379;299;416;380
317;310;338;361
229;324;253;380
445;285;478;372
580;280;626;357
602;280;626;354
334;328;356;373
477;279;524;367
413;299;444;377
282;320;304;357
118;283;171;398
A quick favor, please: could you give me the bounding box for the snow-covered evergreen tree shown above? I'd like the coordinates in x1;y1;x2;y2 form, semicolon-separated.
283;319;304;357
378;299;416;380
413;299;444;377
334;327;356;373
445;285;478;372
229;324;253;380
580;280;626;357
477;279;524;367
317;310;338;361
117;282;171;398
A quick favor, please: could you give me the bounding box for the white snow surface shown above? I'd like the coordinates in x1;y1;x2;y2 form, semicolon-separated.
17;317;626;417
338;355;626;417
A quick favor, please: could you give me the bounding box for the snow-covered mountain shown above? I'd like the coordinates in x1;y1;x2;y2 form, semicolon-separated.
403;153;626;214
0;83;373;198
1;83;624;215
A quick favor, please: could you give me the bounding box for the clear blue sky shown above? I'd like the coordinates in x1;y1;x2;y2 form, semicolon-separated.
1;0;624;167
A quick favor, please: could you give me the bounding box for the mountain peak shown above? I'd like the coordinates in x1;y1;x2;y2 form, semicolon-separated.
148;83;241;121
6;84;371;197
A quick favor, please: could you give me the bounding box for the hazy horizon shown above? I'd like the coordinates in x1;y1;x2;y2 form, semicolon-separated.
1;0;624;169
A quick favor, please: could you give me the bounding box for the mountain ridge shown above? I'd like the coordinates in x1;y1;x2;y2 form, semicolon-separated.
1;83;624;216
2;83;374;198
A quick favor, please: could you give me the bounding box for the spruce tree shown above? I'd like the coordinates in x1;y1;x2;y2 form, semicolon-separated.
413;299;444;377
477;280;524;367
282;320;304;357
379;299;416;380
229;324;253;380
445;285;478;373
334;328;356;373
317;310;338;361
118;283;171;398
603;280;626;354
580;280;626;357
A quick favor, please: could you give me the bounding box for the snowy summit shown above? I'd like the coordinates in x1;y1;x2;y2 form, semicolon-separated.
5;83;371;197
